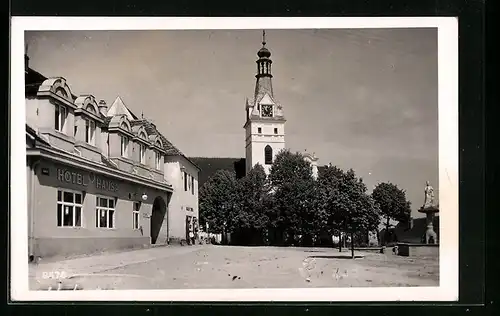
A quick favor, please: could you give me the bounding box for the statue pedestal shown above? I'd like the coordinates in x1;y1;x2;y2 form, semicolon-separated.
418;205;439;244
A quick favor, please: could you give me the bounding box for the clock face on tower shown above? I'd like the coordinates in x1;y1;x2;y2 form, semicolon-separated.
261;105;273;117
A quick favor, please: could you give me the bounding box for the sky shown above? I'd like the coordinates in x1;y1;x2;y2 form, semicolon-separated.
25;28;439;218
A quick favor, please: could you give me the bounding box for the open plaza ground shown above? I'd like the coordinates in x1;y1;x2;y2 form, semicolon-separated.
30;245;439;290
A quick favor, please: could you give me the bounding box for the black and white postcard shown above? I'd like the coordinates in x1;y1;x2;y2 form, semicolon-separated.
10;17;458;302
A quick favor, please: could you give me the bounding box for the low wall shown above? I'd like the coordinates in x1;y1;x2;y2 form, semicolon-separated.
34;237;151;259
397;243;439;258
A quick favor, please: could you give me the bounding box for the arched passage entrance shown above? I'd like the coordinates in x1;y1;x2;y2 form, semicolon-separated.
151;196;167;244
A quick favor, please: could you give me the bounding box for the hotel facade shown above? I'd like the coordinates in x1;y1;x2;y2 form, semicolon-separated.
24;55;200;260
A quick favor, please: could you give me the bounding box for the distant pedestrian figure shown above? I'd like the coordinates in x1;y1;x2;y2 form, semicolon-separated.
189;230;194;245
193;218;199;244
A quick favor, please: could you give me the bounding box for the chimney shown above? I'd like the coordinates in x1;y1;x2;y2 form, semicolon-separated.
98;100;108;116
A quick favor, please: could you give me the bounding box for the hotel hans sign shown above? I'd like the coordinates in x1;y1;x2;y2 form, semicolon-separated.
54;167;119;192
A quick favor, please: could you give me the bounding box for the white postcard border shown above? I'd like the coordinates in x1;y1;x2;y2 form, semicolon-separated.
10;17;459;302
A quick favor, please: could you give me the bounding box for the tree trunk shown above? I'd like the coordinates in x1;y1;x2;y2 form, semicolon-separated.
343;221;348;249
351;231;355;259
384;216;390;245
338;230;342;252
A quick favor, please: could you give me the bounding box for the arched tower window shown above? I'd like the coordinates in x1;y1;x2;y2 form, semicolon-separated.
264;145;273;165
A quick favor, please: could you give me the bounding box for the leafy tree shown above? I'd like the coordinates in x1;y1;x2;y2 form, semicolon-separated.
316;165;345;247
317;166;380;257
272;178;318;244
268;149;314;187
232;164;271;244
199;170;239;236
267;150;317;245
343;175;381;257
371;182;412;245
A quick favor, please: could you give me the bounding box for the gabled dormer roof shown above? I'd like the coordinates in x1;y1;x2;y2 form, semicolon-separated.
100;96;200;171
107;96;136;121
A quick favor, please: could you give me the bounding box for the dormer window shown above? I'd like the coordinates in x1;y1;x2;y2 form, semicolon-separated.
139;143;146;164
121;135;129;158
54;104;67;133
154;140;162;170
155;151;162;170
85;119;96;145
137;131;148;164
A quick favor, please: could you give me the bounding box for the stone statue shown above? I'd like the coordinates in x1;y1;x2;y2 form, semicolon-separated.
419;181;439;244
423;181;435;208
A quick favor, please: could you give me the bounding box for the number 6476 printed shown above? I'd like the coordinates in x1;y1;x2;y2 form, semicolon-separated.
41;271;68;279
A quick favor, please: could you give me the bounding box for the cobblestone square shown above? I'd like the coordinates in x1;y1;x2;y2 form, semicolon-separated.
31;245;439;290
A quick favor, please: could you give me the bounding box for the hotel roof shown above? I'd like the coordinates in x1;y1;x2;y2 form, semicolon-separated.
25;64;200;171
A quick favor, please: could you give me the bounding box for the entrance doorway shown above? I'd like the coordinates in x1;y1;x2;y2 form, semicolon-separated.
151;196;167;244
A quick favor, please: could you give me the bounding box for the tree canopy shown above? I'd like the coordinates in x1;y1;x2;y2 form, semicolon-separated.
267;150;317;241
198;169;239;234
233;163;270;231
198;150;408;253
268;149;313;187
316;165;380;254
371;182;412;227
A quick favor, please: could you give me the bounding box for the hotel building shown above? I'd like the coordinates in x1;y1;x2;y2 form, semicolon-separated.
24;55;200;260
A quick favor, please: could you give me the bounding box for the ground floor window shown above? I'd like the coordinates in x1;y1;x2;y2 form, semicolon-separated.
57;190;83;227
95;196;116;228
133;202;140;230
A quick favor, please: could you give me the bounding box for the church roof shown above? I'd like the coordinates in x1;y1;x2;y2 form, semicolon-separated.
188;157;246;188
191;156;328;190
253;77;274;106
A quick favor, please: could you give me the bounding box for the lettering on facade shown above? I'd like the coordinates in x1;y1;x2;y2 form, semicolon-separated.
56;168;119;192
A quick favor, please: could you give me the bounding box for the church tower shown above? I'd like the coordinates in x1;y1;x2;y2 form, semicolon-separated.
244;31;286;175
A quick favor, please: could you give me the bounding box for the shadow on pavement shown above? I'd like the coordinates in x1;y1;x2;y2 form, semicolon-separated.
307;255;364;259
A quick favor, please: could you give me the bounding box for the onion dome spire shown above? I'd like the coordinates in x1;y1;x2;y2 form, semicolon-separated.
257;30;271;58
254;30;274;99
256;30;273;78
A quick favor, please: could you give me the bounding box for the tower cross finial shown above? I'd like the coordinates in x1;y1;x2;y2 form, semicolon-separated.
262;30;266;46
